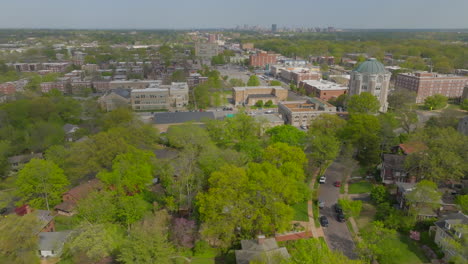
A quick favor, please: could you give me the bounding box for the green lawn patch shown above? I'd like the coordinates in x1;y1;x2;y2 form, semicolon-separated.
313;201;320;228
378;234;430;264
54;215;81;231
355;202;376;231
291;202;309;222
348;181;373;194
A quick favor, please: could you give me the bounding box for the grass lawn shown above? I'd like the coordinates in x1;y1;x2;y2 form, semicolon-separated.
54;215;81;231
378;234;429;264
348;181;373;194
355;202;376;231
291;201;309;222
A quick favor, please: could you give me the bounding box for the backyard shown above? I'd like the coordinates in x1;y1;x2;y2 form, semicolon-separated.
378;234;430;264
291;201;309;222
348;181;373;194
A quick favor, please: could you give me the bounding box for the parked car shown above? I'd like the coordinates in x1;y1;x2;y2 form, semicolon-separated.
334;203;343;214
320;216;329;227
337;212;346;222
318;200;325;209
334;181;341;187
319;176;326;184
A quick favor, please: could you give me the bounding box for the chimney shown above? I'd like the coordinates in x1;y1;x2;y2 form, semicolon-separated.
257;235;266;245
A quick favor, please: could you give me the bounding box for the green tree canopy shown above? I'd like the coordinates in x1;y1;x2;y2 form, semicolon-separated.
424;94;448;110
15;159;69;210
266;125;306;147
346;92;380;114
247;75;261;86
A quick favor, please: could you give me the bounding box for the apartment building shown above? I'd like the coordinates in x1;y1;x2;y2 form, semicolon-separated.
109;80;162;90
233;86;288;106
299;80;348;100
186;73;208;88
395;72;468;103
278;97;337;126
195;42;219;59
250;51;278;68
0;82;17;95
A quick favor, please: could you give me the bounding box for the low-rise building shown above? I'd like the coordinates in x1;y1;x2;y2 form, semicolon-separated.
109;80;162;90
195;42;219;59
130;82;189;110
153;111;215;132
395;72;468;103
278;97;336;126
235;235;290;264
250;51;278;68
55;179;103;216
38;231;72;258
433;213;467;262
299;79;348;100
233;86;288;106
98;88;131;111
186;73;208;88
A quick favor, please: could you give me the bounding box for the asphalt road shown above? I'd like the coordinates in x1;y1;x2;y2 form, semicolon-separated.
318;162;358;259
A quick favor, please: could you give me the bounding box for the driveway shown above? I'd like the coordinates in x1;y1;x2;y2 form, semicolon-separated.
318;162;358;259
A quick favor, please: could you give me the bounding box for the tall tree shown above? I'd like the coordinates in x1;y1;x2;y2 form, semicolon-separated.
405;180;442;215
357;221;401;263
15;159;69;210
346;92;380;114
97;148;155;194
0;213;40;264
309;134;341;176
424;94;448;110
266;125;307;147
247;75;261;86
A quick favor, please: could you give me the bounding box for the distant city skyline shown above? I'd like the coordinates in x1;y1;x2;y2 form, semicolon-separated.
0;0;467;30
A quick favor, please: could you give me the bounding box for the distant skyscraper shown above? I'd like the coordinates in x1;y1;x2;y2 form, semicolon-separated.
272;24;277;32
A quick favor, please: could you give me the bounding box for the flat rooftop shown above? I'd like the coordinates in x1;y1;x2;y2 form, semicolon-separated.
301;80;348;90
233;86;285;91
132;87;168;92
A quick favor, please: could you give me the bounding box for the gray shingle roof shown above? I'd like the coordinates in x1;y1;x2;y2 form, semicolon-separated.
38;231;71;251
154;112;215;124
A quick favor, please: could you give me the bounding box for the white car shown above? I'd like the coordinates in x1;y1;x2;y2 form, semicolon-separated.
319;177;326;184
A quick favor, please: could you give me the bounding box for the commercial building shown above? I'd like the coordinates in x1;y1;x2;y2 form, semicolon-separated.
395;72;468;103
348;58;391;112
109;80;162;90
277;67;321;84
186;73;208;88
233;86;288;106
130;82;189;110
250;51;278;68
195;42;219;59
299;80;348;100
278;97;337;126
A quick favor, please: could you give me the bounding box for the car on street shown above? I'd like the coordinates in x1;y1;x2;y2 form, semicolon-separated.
319;176;326;184
334;203;343;214
337;212;346;222
320;216;329;227
318;200;325;208
334;181;341;187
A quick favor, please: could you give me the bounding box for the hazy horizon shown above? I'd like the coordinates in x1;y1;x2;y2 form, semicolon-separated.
1;0;467;29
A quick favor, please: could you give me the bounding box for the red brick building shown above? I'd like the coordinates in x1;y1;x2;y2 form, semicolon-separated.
299;80;348;101
249;51;277;68
0;82;17;95
395;72;468;103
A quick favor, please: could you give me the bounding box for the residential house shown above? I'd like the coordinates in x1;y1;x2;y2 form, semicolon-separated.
235;235;290;264
15;205;55;233
395;182;440;220
380;142;427;184
433;212;468;262
63;124;79;142
7;153;43;171
38;231;72;258
54;179;103;216
98;88;131;112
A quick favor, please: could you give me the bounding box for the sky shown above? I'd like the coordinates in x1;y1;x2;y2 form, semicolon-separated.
0;0;467;29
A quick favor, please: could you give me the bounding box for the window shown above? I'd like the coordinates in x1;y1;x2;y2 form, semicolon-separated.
445;222;451;230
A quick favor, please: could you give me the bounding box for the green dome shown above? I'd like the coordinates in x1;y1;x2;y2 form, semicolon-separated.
353;58;386;74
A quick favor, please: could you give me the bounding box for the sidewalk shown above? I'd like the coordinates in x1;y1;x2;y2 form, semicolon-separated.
308;169;325;238
343;176;361;241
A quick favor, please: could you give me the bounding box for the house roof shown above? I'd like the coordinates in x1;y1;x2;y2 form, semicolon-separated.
64;178;103;201
63;124;79;134
153;112;215;125
153;148;179;160
37;210;54;224
353;58;387;74
399;142;428;155
38;231;72;251
7;153;43;164
435;212;468;238
383;154;406;170
235;237;290;264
